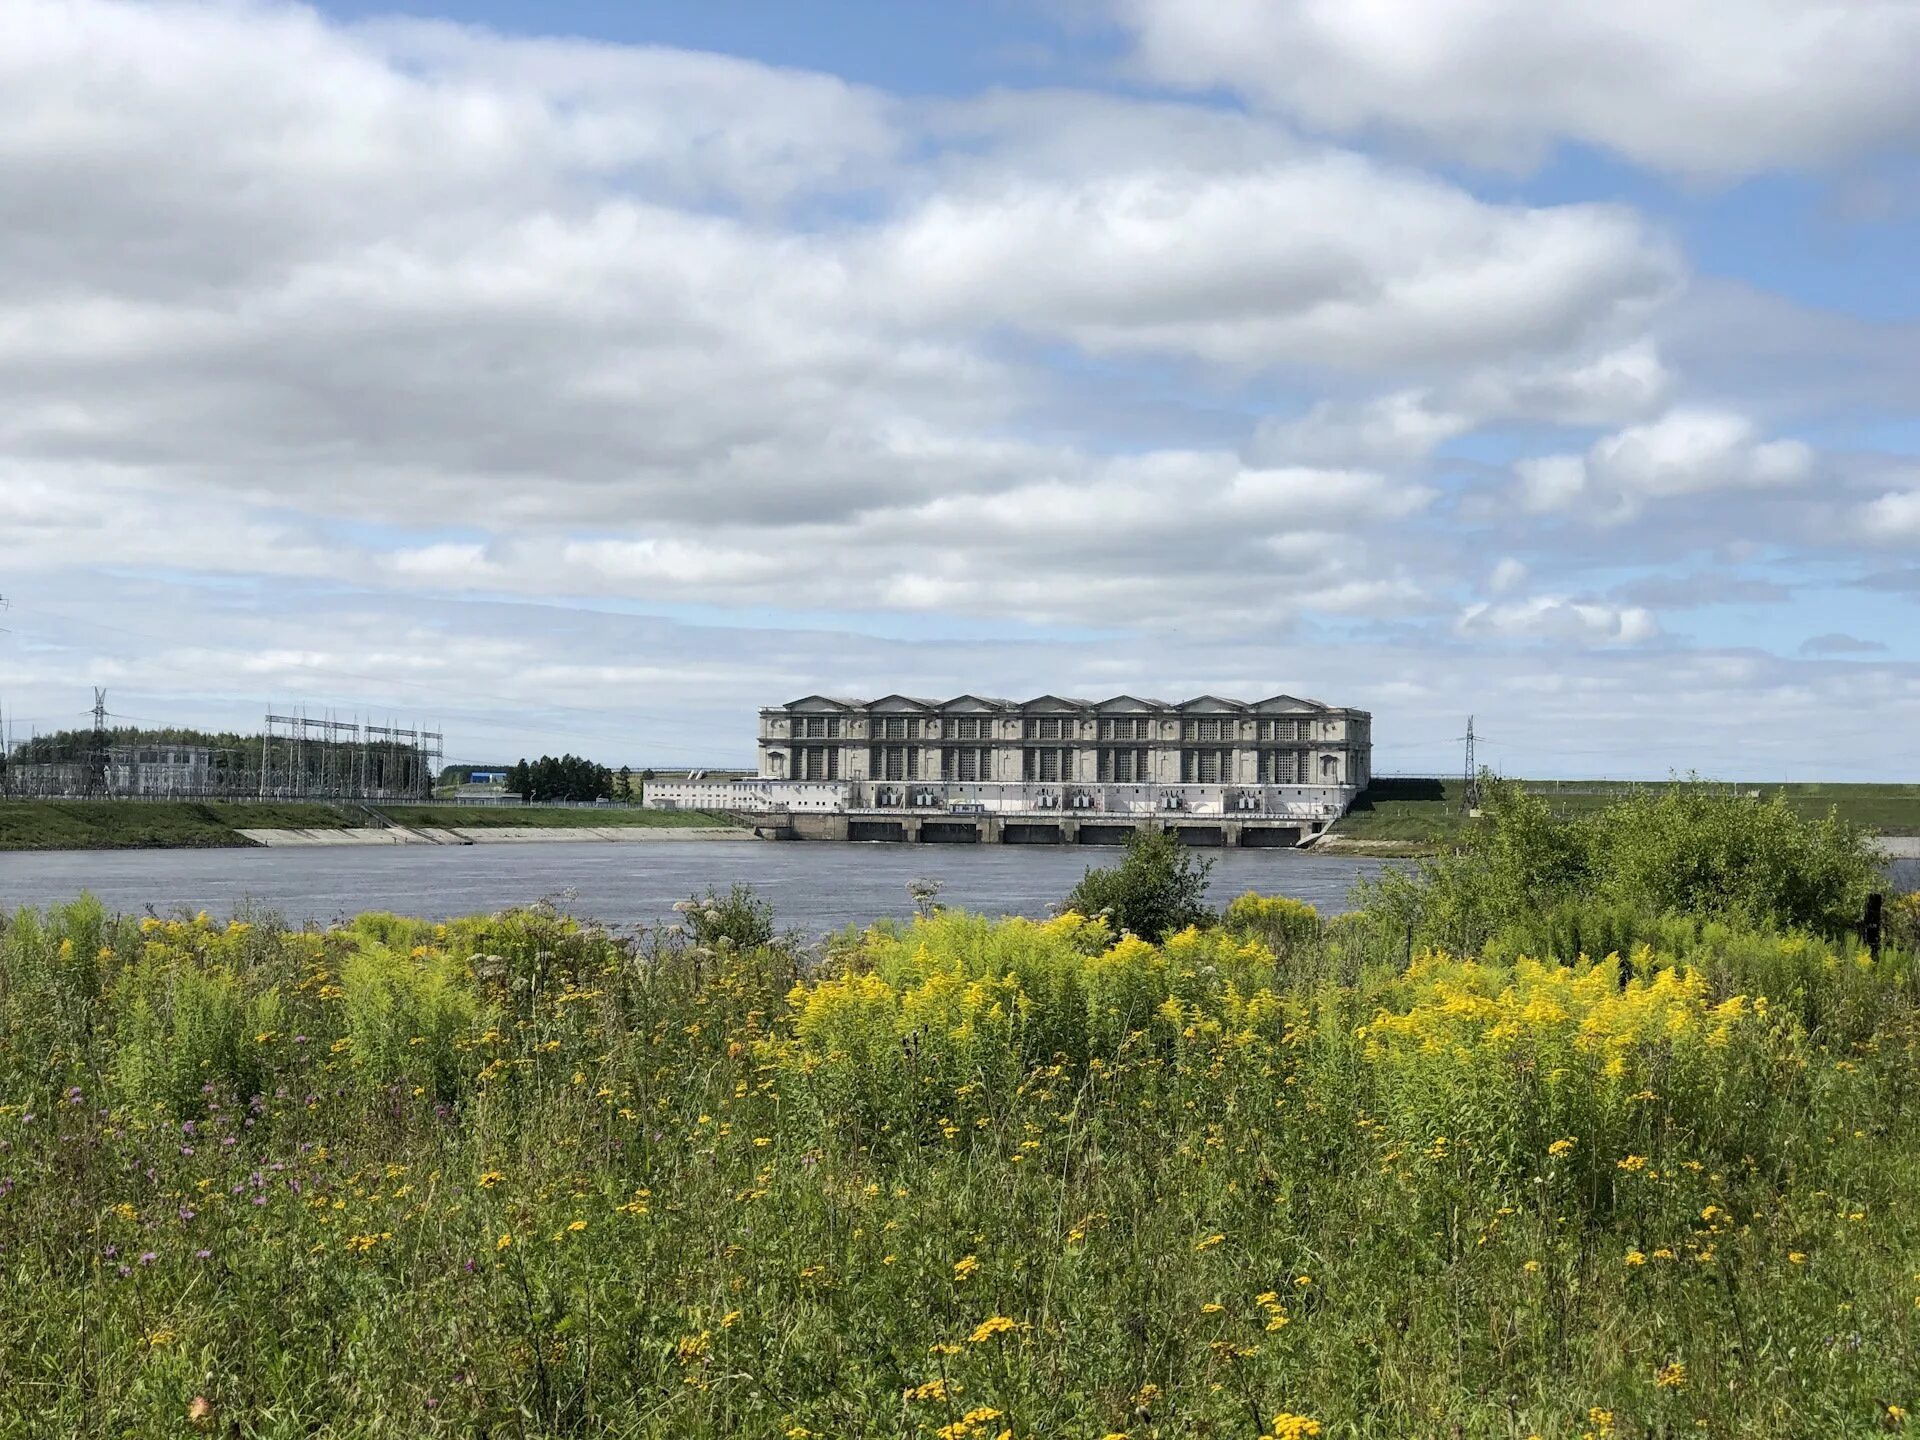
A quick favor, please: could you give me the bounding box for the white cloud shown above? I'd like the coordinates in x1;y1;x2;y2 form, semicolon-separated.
1860;490;1920;543
1251;341;1673;468
1590;411;1813;498
876;157;1676;369
1513;410;1814;519
1514;455;1592;515
1116;0;1920;176
1457;596;1661;646
1487;558;1528;595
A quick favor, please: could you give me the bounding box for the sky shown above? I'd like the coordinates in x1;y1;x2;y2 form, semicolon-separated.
3;0;1919;779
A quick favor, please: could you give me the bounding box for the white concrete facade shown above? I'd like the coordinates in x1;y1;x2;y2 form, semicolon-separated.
644;693;1372;827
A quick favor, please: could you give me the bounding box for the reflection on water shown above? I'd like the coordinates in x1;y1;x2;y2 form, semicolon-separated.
0;841;1399;934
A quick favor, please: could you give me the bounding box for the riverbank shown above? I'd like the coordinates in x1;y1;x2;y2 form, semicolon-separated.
239;824;754;846
0;799;732;851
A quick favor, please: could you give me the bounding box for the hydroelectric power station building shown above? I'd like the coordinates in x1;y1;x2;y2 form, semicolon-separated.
645;694;1372;845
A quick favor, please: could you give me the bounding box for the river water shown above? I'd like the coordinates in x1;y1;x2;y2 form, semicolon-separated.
0;841;1398;934
3;844;1910;936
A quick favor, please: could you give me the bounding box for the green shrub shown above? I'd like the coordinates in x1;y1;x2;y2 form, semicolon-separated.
1062;827;1214;941
1359;777;1882;950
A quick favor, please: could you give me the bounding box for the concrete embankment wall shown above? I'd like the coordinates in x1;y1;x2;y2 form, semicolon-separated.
240;826;756;847
1879;836;1920;859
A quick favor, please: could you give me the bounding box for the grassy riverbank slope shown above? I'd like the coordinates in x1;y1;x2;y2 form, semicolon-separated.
0;800;732;850
383;804;732;831
1331;777;1920;850
0;800;366;851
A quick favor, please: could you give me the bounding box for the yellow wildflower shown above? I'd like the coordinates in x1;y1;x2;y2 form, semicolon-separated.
968;1315;1017;1344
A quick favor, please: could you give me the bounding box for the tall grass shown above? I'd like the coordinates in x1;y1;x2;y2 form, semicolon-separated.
0;894;1915;1437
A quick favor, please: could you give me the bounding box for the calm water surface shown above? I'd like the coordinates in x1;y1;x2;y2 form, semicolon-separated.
0;841;1400;933
4;845;1909;934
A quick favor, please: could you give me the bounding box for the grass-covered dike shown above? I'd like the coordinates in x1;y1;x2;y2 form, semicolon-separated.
2;784;1918;1436
0;800;732;851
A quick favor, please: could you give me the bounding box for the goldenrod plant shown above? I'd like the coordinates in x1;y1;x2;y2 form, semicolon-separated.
0;834;1915;1434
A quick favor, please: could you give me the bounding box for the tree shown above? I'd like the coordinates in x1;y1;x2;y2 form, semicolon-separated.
615;766;633;802
1062;827;1214;942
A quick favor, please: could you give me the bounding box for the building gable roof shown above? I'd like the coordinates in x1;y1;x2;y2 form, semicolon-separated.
1021;694;1095;711
1176;695;1252;712
783;695;859;710
1252;694;1329;713
940;694;1014;711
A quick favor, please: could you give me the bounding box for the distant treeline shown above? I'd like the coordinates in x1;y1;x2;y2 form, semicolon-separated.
4;726;261;769
507;755;637;804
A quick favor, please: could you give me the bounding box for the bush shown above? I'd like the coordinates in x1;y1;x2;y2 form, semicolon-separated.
1061;827;1214;941
677;883;776;952
1357;777;1882;950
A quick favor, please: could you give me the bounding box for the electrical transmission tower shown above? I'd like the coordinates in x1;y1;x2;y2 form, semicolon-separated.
1462;714;1481;813
85;687;111;798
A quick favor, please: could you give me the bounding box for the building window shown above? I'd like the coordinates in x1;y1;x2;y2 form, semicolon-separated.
943;747;985;782
1259;750;1299;784
1098;747;1147;782
797;746;840;781
1023;748;1063;782
1181;749;1232;783
871;745;919;781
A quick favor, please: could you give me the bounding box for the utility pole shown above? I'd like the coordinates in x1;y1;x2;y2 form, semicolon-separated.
1462;714;1481;813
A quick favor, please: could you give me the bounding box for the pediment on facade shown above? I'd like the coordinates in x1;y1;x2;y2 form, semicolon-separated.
1093;694;1170;712
1252;694;1327;713
868;694;937;712
783;695;858;711
1177;695;1251;713
1021;694;1094;712
940;694;1012;712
